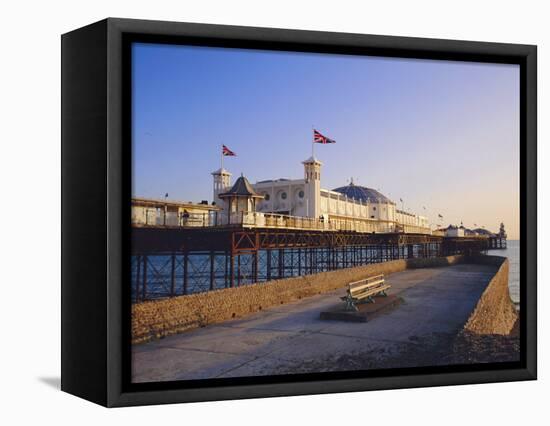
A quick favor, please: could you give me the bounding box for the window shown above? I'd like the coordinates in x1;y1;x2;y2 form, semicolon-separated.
373;206;377;211
298;190;304;198
281;192;287;200
264;193;270;201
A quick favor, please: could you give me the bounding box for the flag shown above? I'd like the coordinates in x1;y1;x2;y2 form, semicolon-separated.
399;198;403;203
222;145;236;156
313;129;336;144
165;193;168;198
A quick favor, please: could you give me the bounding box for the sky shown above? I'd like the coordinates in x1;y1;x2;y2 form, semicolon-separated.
132;43;520;239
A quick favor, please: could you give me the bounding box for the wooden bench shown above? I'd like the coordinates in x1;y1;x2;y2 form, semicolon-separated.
340;274;391;311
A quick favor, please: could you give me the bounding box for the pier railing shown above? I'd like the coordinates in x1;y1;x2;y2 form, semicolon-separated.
131;209;433;235
131;236;450;303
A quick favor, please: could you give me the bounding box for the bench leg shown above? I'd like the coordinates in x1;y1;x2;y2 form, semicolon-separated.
345;297;358;312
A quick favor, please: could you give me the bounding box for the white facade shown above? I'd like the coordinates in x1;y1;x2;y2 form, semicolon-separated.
445;226;465;237
396;209;429;230
212;156;431;234
253;178;308;216
211;168;232;208
131;197;220;227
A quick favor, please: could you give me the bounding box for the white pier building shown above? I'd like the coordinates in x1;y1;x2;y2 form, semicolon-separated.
212;156;430;234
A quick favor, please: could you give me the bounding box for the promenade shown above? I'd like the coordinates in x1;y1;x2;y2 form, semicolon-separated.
132;263;498;382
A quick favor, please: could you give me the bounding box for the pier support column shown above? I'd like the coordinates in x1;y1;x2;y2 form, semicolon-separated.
278;249;284;279
209;251;215;291
313;248;317;273
253;251;259;283
266;249;272;281
343;247;347;268
170;254;176;297
142;255;148;301
224;253;229;288
135;255;141;303
183;252;189;294
229;253;235;288
237;255;241;286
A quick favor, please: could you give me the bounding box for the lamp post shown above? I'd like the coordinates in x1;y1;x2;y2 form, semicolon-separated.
163;193;168;226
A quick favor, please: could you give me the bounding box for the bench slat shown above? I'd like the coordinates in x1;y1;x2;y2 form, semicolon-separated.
351;287;390;299
351;281;387;290
351;284;390;300
349;279;384;292
348;275;384;287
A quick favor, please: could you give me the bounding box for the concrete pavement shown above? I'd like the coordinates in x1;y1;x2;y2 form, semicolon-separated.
132;263;497;382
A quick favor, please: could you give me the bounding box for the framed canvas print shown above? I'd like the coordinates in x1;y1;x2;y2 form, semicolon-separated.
61;18;537;407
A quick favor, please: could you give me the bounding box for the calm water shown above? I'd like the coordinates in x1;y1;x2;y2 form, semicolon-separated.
132;241;521;304
488;239;519;307
131;245;438;301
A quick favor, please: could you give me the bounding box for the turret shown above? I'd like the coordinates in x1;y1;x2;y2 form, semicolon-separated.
499;222;507;238
302;156;322;218
211;168;231;207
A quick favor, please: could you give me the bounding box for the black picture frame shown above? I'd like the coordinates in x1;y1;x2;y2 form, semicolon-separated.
61;17;537;407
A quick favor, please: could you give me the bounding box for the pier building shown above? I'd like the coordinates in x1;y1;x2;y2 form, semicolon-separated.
131;197;220;227
212;156;429;234
445;224;466;237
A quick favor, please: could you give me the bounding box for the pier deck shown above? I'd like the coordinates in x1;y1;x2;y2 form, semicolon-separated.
132;263;498;382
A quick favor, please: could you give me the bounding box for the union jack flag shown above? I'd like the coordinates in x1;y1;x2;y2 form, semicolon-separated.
222;144;236;156
313;129;336;144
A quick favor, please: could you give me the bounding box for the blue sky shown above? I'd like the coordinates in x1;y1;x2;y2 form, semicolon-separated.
132;43;520;238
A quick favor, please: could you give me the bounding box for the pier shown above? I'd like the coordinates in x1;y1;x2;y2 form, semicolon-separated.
131;224;505;302
487;234;507;249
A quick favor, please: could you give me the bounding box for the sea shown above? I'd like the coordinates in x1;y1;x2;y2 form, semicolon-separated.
488;239;520;309
132;240;521;305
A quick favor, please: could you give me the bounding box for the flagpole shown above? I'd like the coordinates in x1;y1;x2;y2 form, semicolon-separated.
221;144;223;170
311;126;315;158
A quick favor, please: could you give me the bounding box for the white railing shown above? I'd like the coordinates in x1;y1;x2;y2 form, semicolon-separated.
132;210;217;227
132;209;432;235
398;224;433;235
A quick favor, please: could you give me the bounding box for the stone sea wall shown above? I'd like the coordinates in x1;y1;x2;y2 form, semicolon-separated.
463;255;518;335
132;255;465;344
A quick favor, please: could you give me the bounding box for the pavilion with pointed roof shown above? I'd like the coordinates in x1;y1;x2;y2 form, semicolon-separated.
218;175;264;220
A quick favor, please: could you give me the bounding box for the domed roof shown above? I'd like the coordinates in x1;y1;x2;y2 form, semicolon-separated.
332;183;394;204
